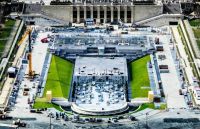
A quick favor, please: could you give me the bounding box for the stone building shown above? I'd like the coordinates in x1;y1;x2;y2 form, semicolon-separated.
24;0;163;23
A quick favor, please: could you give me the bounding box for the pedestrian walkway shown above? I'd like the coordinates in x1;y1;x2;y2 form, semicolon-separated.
156;34;186;109
131;108;161;120
171;26;194;84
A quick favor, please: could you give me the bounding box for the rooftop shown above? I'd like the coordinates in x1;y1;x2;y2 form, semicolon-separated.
73;81;128;113
74;57;128;76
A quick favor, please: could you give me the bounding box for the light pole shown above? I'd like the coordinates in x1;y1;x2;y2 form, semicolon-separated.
137;120;140;129
145;112;149;129
49;112;53;129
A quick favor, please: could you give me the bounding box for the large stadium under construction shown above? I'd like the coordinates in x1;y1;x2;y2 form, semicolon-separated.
1;0;200;128
50;26;156;115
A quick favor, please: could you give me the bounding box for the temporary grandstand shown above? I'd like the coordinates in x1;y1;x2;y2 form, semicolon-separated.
71;57;129;115
51;28;155;60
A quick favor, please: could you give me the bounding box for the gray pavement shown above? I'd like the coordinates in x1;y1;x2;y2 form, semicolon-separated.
2;108;200;129
154;31;186;109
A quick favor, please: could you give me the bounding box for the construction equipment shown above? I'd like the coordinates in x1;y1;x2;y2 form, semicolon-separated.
23;87;29;96
27;31;34;77
17;27;34;78
18;27;32;46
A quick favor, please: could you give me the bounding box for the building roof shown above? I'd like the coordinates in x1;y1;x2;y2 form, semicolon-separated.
74;57;128;76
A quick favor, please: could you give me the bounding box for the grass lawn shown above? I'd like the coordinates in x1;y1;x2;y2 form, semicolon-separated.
0;19;15;58
4;19;16;27
0;40;7;51
130;55;150;98
189;19;200;27
43;55;73;98
34;55;73;109
33;98;63;111
193;28;200;39
0;28;12;38
197;40;200;49
136;103;167;112
137;103;155;112
0;19;15;39
190;21;200;53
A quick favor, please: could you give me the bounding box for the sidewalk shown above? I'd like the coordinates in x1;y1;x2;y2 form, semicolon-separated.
131;108;162;120
171;26;194;84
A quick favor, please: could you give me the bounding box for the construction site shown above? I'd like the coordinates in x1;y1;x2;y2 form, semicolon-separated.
0;0;200;129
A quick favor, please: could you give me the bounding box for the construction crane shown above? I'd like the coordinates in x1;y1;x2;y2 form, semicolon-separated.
18;27;34;78
27;30;34;77
18;27;32;46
